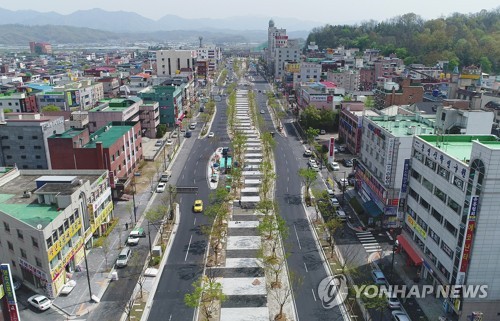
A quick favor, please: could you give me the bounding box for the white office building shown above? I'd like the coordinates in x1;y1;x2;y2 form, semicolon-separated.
156;50;197;77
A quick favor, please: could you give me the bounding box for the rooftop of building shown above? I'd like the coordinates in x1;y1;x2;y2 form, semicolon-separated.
0;170;103;228
369;114;436;137
85;121;137;148
50;127;85;139
91;97;142;112
419;135;500;162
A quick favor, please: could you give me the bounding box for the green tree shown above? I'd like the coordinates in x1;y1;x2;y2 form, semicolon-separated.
156;124;167;138
362;292;388;321
184;274;226;320
479;56;492;73
305;127;320;147
298;168;318;203
41;105;60;112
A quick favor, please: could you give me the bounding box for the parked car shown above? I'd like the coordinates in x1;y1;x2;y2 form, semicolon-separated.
185;131;192;138
338;178;349;188
116;247;131;268
343;159;353;167
308;159;317;167
330;197;340;207
155;140;163;147
331;162;340;171
208;132;215;138
371;270;387;285
127;227;145;246
336;209;347;221
189;123;196;130
387;294;401;309
303;149;313;157
260;110;265;114
171;131;179;138
166;139;173;145
156;182;166;193
320;129;326;135
28;295;52;311
391;310;411;321
326;187;335;196
309;163;320;172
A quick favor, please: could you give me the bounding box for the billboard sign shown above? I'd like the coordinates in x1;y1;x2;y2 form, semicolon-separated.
1;264;20;321
328;137;335;163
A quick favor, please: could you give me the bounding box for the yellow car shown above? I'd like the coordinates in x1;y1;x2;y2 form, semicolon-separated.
193;200;203;213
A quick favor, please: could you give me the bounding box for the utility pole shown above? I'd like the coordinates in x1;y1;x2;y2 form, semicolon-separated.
83;244;93;301
131;176;137;224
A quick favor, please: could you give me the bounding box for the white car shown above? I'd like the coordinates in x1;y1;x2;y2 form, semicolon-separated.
28;295;52;311
331;162;340;171
391;310;410;321
339;178;349;187
309;163;320;172
208;132;215;138
336;209;347;221
156;182;166;193
326;187;335;196
303;149;313;157
166;139;173;145
127;234;140;246
260;110;265;114
171;132;179;138
308;159;317;167
330;197;340;207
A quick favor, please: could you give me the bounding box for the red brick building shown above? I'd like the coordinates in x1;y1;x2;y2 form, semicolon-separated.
47;121;142;195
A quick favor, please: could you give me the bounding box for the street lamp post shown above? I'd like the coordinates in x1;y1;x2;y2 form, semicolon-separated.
390;240;399;281
131;177;137;224
83;244;93;301
342;171;347;206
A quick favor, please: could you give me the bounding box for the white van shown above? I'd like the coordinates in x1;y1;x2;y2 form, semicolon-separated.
116;247;131;267
160;170;171;182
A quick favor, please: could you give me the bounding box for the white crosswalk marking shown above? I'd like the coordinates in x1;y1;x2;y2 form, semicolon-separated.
356;232;382;253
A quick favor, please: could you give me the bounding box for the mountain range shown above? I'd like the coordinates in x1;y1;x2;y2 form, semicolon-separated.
0;7;321;33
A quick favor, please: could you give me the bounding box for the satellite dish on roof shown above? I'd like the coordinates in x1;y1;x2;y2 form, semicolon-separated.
37;224;43;230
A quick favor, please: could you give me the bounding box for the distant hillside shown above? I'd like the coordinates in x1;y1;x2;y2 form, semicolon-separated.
306;9;500;72
0;7;318;33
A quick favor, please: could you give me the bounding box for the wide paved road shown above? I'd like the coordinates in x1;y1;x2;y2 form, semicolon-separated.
148;87;230;320
253;75;345;321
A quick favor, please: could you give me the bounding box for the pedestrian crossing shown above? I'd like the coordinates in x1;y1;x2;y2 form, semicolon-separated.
356;231;382;253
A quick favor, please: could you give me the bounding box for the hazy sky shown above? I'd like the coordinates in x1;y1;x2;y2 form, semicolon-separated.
2;1;498;24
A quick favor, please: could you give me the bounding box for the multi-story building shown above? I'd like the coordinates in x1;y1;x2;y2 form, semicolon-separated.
0;168;112;298
128;72;153;95
294;62;322;85
37;81;105;111
273;46;300;79
0;89;38;113
266;19;287;76
0;113;66;169
374;79;424;108
156;50;197;77
196;46;221;74
403;135;500;320
139;101;160;139
139;83;182;127
327;69;360;92
338;102;379;155
29;42;52;55
47;121;142;195
96;77;121;98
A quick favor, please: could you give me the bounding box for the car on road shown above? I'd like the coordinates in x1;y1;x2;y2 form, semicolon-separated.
371;270;387;285
326;187;335;196
338;178;349;188
28;295;52;311
189;123;196;130
391;310;410;321
208;132;215;138
330;197;340;207
387;294;401;309
166;139;173;145
127;234;140;246
309;163;320;171
336;209;347;221
260;110;265;114
127;227;146;245
156;182;166;193
193;200;203;213
320;129;326;135
343;159;353;167
185;131;192;138
116;247;131;268
303;149;313;157
171;131;178;138
308;159;317;167
155;140;163;147
331;161;340;171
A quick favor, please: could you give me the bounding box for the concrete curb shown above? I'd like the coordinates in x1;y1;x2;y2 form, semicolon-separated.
198;105;217;139
139;203;181;321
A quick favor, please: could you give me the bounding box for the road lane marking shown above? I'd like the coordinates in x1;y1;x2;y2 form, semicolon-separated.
304;262;308;272
185;234;193;261
311;289;317;301
293;224;302;249
194;218;197;225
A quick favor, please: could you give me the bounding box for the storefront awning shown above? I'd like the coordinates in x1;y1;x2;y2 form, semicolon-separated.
397;234;423;266
362;200;382;217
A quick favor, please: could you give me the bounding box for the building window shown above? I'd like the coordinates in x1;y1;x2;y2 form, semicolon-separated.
58;225;64;235
3;221;10;232
438;165;450;181
411;169;421;182
32;135;38;139
421;177;433;192
52;230;58;242
428;228;440;245
21;155;26;159
447;198;461;214
20;248;27;259
17;229;23;240
20;146;25;149
408;187;418;201
434;187;447;203
444;219;457;237
35;257;42;267
419;197;430;211
431;208;443;223
32;236;38;248
17;136;23;139
414;150;424;162
440;241;453;259
46;237;53;248
7;241;13;251
11;260;16;268
425;157;436;170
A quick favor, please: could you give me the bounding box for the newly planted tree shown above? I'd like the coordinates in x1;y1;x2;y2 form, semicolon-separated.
185;274;226;320
298;168;318;203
